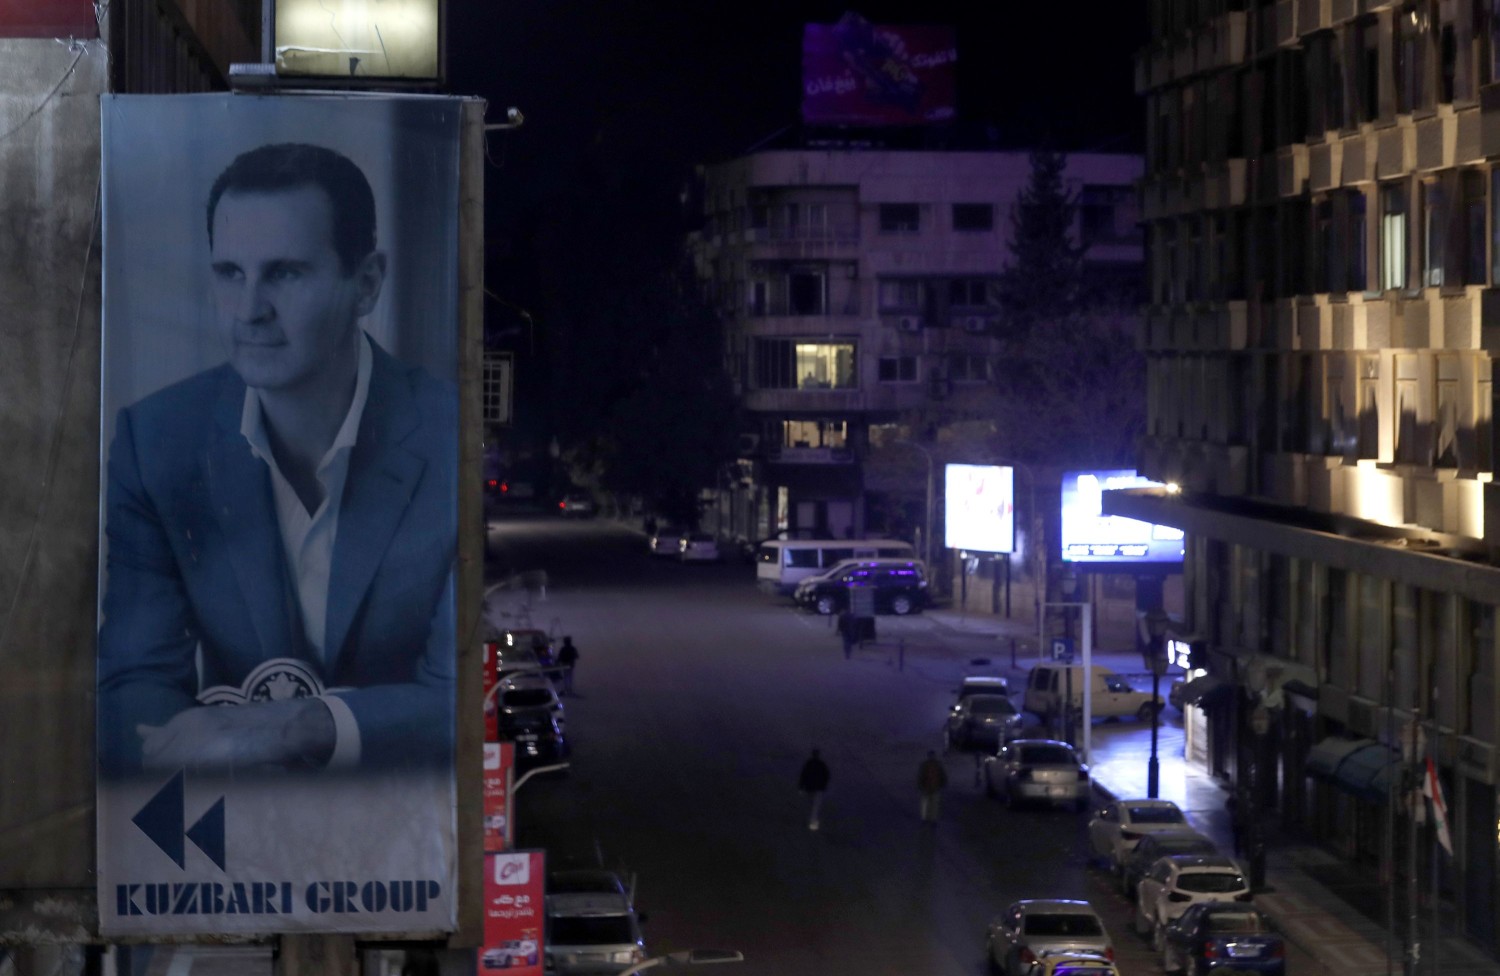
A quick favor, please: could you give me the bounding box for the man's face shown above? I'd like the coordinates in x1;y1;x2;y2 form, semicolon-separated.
210;184;384;392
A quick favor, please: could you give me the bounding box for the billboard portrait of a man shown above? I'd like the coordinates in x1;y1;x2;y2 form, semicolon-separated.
97;94;461;937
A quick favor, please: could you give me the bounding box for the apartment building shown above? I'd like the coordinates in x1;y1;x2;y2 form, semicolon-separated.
689;148;1143;544
1117;0;1500;948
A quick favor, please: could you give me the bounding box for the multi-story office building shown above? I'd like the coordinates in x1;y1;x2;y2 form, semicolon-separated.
1119;0;1500;948
689;148;1143;544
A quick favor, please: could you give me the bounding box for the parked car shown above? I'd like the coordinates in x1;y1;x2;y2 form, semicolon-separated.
945;693;1024;751
497;708;568;772
1119;830;1219;898
986;899;1115;976
956;674;1012;700
678;532;721;562
1021;950;1122;976
793;559;929;616
1135;855;1251;948
1087;798;1191;873
1160;902;1285;975
545;881;647;975
983;739;1091;811
496;672;565;731
648;527;686;556
559;493;596;518
1023;664;1164;723
502;627;556;668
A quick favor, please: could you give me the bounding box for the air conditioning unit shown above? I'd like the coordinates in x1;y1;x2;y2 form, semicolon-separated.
736;433;761;455
897;316;922;333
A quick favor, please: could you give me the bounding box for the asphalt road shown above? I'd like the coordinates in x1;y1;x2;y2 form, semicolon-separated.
484;512;1193;976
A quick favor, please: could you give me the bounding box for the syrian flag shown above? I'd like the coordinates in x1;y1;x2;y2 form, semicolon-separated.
1422;756;1454;856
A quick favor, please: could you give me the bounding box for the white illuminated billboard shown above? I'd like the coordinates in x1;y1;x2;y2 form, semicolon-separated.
1060;469;1184;565
944;464;1014;552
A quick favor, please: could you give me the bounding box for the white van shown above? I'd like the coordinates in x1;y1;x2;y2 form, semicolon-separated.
1023;664;1164;723
755;538;917;594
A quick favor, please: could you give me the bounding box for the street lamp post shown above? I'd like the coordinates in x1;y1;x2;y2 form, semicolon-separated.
617;948;745;976
906;441;936;573
1143;607;1171;799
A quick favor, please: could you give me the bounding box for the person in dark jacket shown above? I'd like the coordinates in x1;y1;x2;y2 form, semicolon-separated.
798;748;831;831
918;750;948;825
556;636;579;695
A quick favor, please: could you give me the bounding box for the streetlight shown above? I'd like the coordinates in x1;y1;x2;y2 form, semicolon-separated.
1143;607;1171;799
617;948;745;976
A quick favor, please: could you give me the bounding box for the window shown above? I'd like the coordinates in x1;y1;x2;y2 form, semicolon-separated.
1381;182;1409;291
948;277;992;308
952;203;994;231
879;203;920;233
1424;181;1448;286
481;352;511;424
782;419;848;448
788;268;826;315
877;356;918;382
948;353;989;382
1355;17;1381;123
748;279;769;316
878;277;925;312
1346;188;1368;291
754;339;855;390
1462;170;1486;285
1395;4;1432;114
1080;185;1132;244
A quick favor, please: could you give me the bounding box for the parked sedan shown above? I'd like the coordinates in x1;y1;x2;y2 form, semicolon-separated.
648;527;686;556
1021;951;1121;976
1087;798;1191;872
945;693;1024;751
983;739;1091;811
497;709;569;772
558;493;596;518
678;533;721;562
496;672;566;731
986;900;1115;976
1160;902;1285;975
1135;855;1250;948
1119;830;1219;898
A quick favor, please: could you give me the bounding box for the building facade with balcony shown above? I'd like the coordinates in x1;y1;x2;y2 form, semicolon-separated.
1116;0;1500;951
689;148;1144;544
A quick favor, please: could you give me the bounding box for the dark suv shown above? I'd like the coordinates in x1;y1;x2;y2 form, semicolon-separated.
794;559;929;616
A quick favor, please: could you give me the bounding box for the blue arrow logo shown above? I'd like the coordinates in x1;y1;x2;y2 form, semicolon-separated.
131;771;226;871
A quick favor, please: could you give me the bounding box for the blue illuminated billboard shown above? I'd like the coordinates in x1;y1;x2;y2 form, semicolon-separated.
1060;470;1184;565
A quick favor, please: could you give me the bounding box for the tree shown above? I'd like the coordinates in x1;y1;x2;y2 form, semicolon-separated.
994;147;1085;348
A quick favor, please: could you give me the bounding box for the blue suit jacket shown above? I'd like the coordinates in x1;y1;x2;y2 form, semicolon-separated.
98;339;457;777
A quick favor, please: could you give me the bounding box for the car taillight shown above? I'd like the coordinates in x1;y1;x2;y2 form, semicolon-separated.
1203;941;1220;959
558;501;565;509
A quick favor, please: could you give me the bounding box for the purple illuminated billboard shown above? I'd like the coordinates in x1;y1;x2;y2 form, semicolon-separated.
802;14;957;127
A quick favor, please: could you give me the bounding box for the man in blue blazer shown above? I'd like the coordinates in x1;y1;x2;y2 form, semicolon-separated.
98;143;456;778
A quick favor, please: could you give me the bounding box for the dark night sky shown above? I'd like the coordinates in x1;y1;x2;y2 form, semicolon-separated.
446;3;1150;446
449;2;1149;239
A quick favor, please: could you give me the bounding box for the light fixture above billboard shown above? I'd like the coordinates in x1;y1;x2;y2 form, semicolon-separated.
275;0;439;80
1060;469;1185;566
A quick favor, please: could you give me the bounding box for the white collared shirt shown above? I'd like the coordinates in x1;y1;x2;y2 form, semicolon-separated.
239;333;372;767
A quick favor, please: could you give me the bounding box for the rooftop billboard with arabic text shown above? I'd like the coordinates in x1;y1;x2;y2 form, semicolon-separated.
802;15;957;127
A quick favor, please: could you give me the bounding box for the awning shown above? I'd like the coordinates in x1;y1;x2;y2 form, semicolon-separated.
1336;742;1401;803
1306;736;1373;778
1177;674;1228;706
1305;736;1401;803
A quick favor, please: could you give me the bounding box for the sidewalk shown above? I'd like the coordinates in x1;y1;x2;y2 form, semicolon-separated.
923;606;1500;976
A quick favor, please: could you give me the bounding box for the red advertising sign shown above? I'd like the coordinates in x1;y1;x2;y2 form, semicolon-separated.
801;14;956;126
484;641;499;741
481;850;545;975
483;741;514;852
0;0;97;38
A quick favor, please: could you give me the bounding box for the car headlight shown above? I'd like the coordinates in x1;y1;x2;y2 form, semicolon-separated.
609;949;643;964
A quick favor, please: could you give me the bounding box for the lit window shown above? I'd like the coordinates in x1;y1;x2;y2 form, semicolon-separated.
1381;183;1409;291
795;343;856;389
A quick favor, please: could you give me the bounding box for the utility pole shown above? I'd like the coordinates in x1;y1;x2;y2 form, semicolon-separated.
1405;707;1421;976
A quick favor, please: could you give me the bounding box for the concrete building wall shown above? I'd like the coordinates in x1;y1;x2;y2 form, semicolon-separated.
0;37;108;891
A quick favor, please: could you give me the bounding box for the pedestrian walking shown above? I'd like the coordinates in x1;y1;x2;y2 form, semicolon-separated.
918;750;947;825
798;748;831;831
1225;793;1245;856
556;636;579;695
